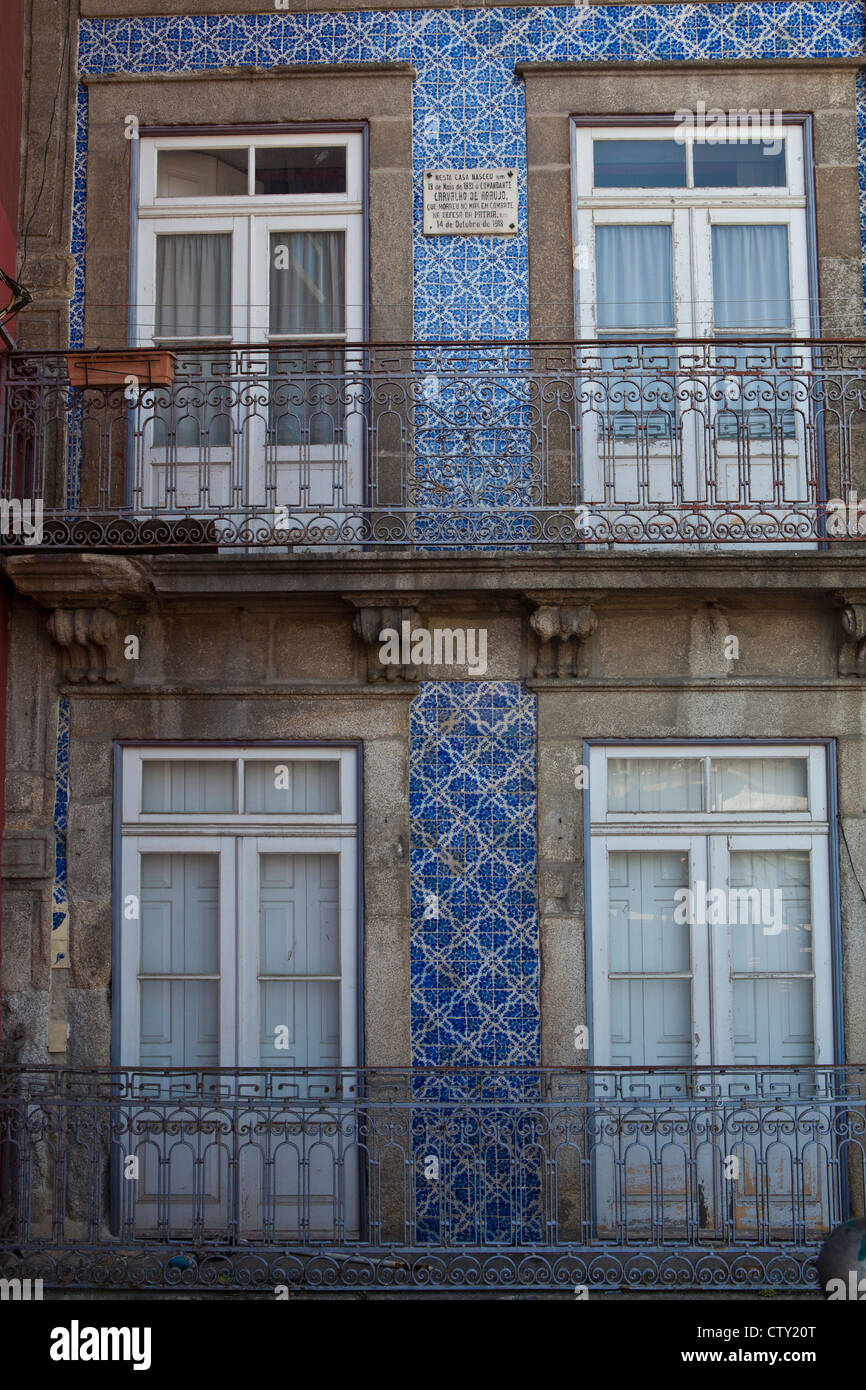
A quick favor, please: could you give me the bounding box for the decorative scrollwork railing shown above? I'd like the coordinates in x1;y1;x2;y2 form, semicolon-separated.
2;340;866;550
1;1064;863;1291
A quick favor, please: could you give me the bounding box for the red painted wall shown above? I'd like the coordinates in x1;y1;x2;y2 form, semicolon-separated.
0;0;24;1025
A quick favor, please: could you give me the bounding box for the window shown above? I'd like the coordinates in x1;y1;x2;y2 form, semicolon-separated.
119;745;359;1237
572;123;814;525
588;744;833;1075
119;746;359;1073
134;132;364;522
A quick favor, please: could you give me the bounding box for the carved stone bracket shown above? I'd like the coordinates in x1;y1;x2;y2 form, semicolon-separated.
46;608;120;683
345;596;423;683
525;593;598;679
4;553;152;686
837;592;866;676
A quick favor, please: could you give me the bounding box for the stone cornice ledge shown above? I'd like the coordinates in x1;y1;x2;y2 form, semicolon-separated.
517;58;866;76
144;550;866;598
82;63;417;84
4;553;153;609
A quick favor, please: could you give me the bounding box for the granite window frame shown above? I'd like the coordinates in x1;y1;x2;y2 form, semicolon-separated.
518;60;863;342
81;66;415;349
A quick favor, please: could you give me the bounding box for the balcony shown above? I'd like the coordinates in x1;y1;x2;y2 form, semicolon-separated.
2;341;866;552
1;1065;864;1292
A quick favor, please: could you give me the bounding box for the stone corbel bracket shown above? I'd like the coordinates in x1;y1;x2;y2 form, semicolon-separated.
46;608;120;683
344;595;423;683
837;592;866;676
525;592;599;679
4;553;152;685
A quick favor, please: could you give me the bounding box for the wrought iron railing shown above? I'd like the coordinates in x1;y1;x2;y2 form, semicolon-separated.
3;341;866;550
1;1065;863;1291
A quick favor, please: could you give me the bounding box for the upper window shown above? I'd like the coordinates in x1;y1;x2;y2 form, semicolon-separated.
133;132;365;518
153;146;350;199
136;132;364;345
571;121;814;519
142;136;359;206
573;122;809;341
590;135;789;191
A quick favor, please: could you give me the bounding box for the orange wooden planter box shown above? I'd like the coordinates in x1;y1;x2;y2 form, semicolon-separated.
65;349;177;388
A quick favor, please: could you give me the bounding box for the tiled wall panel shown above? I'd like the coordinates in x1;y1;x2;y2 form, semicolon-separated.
409;681;537;1066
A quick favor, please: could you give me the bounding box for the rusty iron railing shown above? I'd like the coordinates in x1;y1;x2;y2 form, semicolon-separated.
3;341;866;550
1;1064;863;1291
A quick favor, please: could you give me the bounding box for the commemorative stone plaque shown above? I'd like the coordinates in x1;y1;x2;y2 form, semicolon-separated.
423;167;518;236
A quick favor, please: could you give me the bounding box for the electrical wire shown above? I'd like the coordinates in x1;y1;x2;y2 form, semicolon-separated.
839;815;866;913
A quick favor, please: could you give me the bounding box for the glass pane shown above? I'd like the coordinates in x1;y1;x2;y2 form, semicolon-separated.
269;231;345;335
693;141;786;188
594;344;676;441
608;758;704;813
266;346;343;447
712;757;808;812
596;225;673;331
712;224;790;331
730;849;812;974
140;979;219;1068
259;853;340;975
609;850;690;973
255;146;346;195
150;350;233;450
260;980;340;1067
711;346;798;443
245;759;340;813
155;233;232;337
593;140;686;188
156;148;248;198
610;979;692;1068
141;759;237;813
140;853;219;974
733;978;814;1066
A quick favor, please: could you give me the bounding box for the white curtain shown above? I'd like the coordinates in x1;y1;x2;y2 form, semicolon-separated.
712;224;790;331
155;233;231;338
595;224;673;331
269;231;345;334
153;234;232;450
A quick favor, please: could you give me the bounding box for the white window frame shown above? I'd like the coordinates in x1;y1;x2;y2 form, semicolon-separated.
587;742;834;1068
573;122;806;206
118;745;359;1071
573;123;810;338
589;743;827;828
133;132;365;525
571;123;814;526
136;131;365;348
139;131;365;212
592;832;712;1069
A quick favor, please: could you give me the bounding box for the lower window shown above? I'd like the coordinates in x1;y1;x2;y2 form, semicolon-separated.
119;745;359;1074
588;743;834;1074
117;745;360;1237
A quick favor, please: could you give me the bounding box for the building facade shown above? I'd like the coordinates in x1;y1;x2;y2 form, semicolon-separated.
0;0;26;1056
2;0;866;1293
